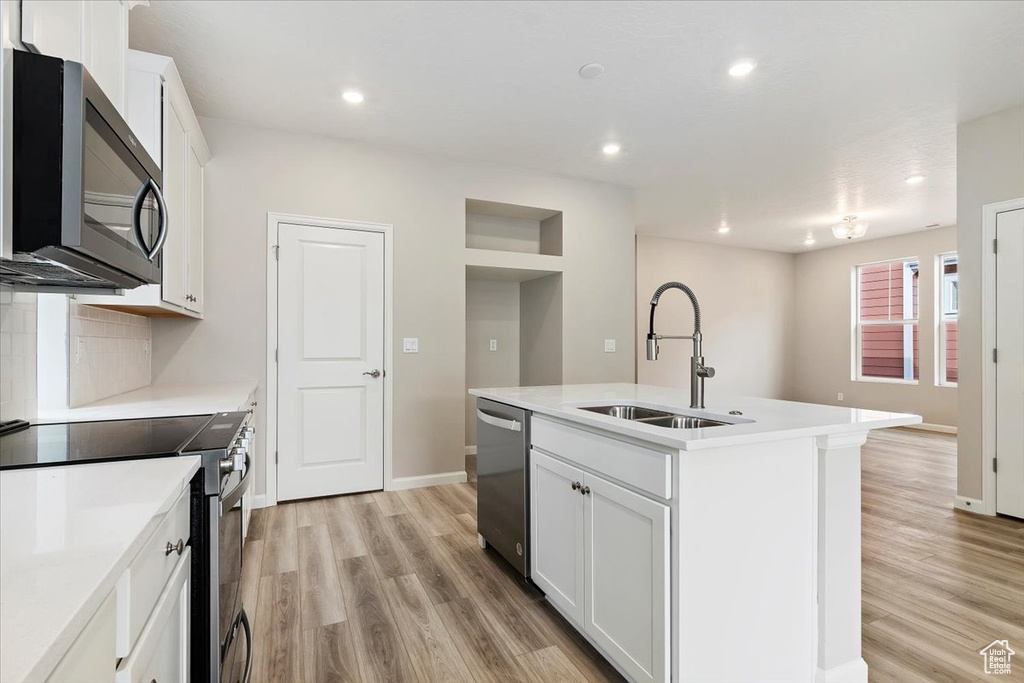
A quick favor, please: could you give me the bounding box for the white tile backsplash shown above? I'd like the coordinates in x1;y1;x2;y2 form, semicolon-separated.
69;302;151;407
0;288;38;422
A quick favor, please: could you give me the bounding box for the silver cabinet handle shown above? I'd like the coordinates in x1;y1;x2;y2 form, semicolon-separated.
363;369;381;379
165;538;184;556
477;409;522;432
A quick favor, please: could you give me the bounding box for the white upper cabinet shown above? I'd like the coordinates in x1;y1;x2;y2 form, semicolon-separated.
78;51;210;318
21;1;128;114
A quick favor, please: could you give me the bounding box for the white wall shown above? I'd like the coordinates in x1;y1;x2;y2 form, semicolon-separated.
465;278;520;447
151;118;636;496
956;104;1024;500
791;227;957;425
635;236;795;400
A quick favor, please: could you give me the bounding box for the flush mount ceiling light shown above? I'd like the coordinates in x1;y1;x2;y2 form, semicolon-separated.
804;235;816;245
341;90;364;104
579;63;605;80
602;142;621;156
728;58;757;78
905;174;926;185
831;215;868;240
717;224;730;234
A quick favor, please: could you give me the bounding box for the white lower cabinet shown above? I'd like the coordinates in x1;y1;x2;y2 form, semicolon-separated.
531;448;670;683
530;450;586;625
46;592;117;683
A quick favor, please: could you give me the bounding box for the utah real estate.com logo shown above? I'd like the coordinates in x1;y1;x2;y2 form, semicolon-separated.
980;640;1015;675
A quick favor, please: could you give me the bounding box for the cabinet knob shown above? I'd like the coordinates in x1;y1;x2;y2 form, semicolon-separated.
165;538;185;556
571;481;581;491
580;486;591;496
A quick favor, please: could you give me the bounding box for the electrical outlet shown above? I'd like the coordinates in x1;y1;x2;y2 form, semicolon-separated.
837;392;844;402
402;338;419;354
76;338;86;365
489;339;497;352
144;340;151;358
604;339;616;353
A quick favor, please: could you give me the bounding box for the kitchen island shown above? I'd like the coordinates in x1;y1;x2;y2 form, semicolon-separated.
470;383;920;683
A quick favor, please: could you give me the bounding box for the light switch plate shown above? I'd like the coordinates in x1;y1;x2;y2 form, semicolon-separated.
604;339;616;353
489;339;497;352
837;392;844;402
403;338;419;353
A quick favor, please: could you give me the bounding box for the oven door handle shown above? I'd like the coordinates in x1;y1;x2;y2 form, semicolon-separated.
131;178;168;262
220;454;252;515
239;608;253;683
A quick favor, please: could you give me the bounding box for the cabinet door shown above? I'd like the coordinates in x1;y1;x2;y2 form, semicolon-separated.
21;1;85;61
185;145;204;313
530;449;585;626
160;98;188;309
83;0;127;114
584;473;669;683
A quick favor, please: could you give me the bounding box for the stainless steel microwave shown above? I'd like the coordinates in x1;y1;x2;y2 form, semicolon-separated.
0;50;166;291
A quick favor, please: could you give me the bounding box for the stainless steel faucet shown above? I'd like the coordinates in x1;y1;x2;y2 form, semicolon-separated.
646;281;715;409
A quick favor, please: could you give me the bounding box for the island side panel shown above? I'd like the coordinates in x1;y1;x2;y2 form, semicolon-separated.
815;432;869;683
675;437;817;682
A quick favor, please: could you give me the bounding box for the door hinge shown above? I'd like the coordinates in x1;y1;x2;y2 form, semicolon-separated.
275;451;279;464
993;238;998;254
275;348;278;363
273;244;280;260
993;457;998;473
993;348;998;363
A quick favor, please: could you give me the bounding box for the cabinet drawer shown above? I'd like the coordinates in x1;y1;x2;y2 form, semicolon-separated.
532;417;672;499
117;487;190;657
116;549;191;683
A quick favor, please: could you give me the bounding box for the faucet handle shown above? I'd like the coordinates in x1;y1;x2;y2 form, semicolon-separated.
697;364;715;379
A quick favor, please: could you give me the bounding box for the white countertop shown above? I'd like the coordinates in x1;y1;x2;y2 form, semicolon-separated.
470;383;921;450
35;381;257;424
0;457;202;683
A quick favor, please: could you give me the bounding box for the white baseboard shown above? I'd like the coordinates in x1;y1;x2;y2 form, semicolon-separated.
904;422;957;435
954;495;992;515
390;470;467;491
815;658;868;683
465;446;477;456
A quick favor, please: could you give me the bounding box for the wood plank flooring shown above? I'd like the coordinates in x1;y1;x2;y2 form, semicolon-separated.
240;429;1023;682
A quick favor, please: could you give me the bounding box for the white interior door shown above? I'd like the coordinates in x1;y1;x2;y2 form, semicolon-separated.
996;207;1024;518
277;223;385;500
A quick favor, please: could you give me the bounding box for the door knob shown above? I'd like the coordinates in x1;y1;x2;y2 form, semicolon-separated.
363;369;381;379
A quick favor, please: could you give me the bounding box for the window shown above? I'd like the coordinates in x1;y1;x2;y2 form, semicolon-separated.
938;253;958;385
855;258;920;382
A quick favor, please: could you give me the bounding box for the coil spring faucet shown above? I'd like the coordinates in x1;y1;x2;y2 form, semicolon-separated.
646;281;715;409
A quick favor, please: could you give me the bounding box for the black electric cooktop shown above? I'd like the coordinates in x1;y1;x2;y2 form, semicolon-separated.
0;415;215;470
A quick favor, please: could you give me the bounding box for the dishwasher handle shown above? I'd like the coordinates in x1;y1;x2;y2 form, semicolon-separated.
477;409;522;432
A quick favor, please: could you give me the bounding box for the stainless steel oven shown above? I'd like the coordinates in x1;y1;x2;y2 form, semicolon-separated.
2;49;166;291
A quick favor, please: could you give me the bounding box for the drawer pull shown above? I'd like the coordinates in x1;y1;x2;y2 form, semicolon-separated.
165;538;185;556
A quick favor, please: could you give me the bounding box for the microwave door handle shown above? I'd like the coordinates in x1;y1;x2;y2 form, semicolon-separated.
131;179;168;262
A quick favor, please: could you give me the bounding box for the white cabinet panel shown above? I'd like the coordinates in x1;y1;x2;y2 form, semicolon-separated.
21;0;85;61
530;449;585;626
186;146;204;313
83;0;127;113
160;99;188;309
584;473;669;683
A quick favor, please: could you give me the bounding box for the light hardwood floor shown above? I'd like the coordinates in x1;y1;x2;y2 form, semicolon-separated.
240;429;1023;683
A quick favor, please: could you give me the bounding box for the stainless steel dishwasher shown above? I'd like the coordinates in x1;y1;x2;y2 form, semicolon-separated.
476;397;530;577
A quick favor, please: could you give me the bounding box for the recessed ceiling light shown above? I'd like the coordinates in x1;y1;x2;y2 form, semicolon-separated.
728;59;757;78
717;225;730;234
342;90;364;104
905;174;925;185
579;63;605;80
602;143;621;156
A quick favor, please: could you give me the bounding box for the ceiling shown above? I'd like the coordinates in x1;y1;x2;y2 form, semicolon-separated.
130;1;1024;252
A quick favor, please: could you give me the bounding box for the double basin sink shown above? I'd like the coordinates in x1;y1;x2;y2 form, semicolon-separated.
578;404;735;429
